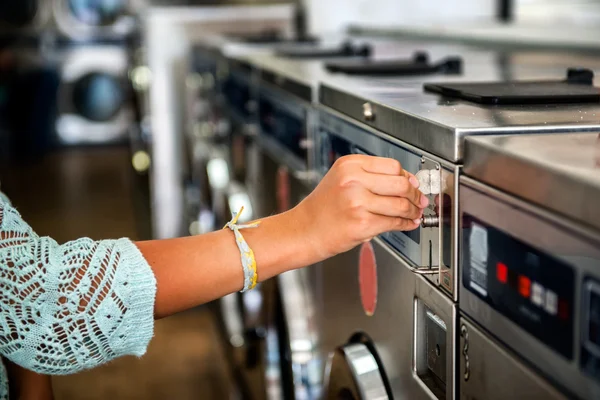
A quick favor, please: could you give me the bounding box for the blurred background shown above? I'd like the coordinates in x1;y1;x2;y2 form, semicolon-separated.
1;0;600;399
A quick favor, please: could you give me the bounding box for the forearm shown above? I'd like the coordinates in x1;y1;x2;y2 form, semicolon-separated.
5;359;54;400
136;208;317;319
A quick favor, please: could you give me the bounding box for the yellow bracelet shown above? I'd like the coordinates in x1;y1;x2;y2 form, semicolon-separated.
223;206;261;292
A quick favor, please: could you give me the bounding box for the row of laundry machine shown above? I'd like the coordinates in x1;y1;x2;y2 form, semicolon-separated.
184;30;600;399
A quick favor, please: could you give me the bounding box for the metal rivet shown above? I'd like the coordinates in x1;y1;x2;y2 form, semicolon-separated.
363;102;375;121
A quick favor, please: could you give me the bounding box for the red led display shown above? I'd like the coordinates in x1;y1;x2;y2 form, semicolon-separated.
496;262;508;284
558;299;569;321
519;275;531;299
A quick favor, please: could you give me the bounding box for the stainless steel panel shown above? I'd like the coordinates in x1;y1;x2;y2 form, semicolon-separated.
459;317;568;400
319;64;600;163
463;132;600;234
315;237;456;399
459;177;600;400
317;108;460;300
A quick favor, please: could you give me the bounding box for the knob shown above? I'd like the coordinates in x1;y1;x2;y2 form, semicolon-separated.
421;215;440;228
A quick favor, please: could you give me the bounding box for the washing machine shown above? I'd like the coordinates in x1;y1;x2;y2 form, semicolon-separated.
55;44;134;145
188;32;315;399
459;132;600;399
239;37;406;399
314;44;600;398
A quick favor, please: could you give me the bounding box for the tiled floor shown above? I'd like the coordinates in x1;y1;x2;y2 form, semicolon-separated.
1;146;234;399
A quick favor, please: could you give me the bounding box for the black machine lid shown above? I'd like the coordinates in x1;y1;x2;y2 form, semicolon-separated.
276;40;371;59
424;68;600;105
225;29;318;45
324;52;462;76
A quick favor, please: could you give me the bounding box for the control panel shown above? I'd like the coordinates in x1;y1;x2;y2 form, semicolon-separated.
258;86;308;166
318;110;452;282
582;278;600;383
459;181;600;400
462;213;575;358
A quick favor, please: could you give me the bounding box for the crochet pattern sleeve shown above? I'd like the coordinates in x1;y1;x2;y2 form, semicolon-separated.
0;196;157;376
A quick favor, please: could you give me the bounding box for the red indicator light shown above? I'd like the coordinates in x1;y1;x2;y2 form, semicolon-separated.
496;262;508;284
519;275;531;298
558;299;569;321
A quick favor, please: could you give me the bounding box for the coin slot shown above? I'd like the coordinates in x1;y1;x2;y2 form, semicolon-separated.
414;299;447;399
429;240;433;269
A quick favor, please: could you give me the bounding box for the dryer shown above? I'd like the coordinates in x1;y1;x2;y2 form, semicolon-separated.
459;133;600;399
315;43;600;399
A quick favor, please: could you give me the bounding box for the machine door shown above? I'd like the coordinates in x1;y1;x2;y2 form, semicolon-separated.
264;268;322;400
57;46;132;145
459;317;568;400
324;335;391;400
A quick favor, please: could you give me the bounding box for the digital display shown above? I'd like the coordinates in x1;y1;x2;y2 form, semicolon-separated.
581;278;600;383
462;213;575;360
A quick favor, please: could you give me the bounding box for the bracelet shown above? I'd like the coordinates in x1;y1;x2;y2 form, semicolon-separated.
223;206;261;292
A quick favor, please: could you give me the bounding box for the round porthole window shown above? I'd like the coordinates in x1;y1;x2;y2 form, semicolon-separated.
72;72;124;122
68;0;126;26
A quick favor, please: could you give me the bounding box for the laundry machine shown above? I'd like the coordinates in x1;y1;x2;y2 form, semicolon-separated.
188;32;322;399
239;37;424;399
459;132;600;399
314;46;600;399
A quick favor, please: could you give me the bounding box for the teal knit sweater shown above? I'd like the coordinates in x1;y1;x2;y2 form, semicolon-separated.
0;193;157;398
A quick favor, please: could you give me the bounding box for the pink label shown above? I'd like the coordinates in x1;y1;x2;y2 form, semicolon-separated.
359;241;378;316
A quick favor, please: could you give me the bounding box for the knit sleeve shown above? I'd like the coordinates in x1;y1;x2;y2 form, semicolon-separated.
0;195;157;375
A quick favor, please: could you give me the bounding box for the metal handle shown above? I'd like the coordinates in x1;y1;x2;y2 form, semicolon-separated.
421;215;440;228
406;265;439;276
324;343;389;400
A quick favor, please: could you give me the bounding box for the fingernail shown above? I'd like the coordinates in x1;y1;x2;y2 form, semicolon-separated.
420;195;429;207
413;218;422;225
409;175;419;188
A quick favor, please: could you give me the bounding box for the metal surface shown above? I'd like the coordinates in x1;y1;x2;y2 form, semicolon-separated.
348;22;600;52
315;237;456;399
317;107;460;299
459;317;568;400
324;343;389;399
319;56;600;163
459;177;600;400
464;132;600;234
243;38;496;105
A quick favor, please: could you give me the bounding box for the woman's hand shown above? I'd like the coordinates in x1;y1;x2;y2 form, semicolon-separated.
292;154;428;259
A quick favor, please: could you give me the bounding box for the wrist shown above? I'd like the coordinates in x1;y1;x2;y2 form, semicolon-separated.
242;206;323;281
285;203;330;264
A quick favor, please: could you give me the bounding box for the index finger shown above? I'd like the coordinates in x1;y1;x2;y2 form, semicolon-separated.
360;156;410;177
360;155;420;189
